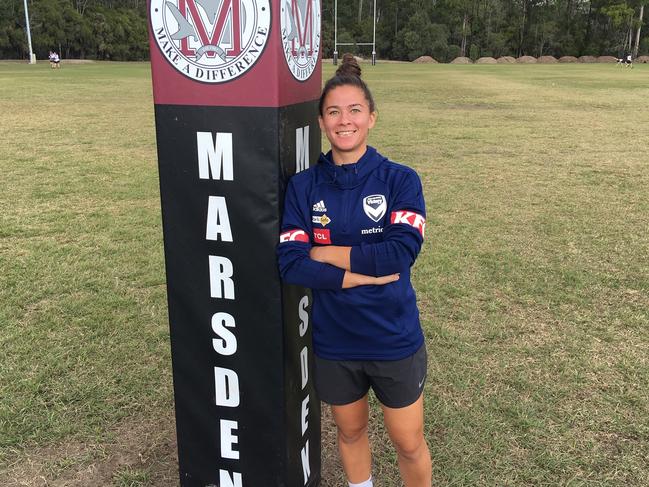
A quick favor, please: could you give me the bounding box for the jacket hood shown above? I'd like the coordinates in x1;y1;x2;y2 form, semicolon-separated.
316;146;386;189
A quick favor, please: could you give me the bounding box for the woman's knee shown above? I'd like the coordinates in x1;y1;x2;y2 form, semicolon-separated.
392;433;427;461
337;423;368;444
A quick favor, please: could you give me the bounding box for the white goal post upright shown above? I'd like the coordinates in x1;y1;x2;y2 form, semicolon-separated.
372;0;376;65
333;0;338;64
333;0;378;66
23;0;35;64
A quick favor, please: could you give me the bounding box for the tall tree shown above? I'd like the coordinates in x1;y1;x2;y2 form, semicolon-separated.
633;3;645;57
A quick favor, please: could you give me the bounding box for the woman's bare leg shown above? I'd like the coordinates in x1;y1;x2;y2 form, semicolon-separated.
331;395;372;484
381;394;432;486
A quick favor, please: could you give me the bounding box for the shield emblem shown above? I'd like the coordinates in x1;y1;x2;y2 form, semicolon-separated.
363;194;387;222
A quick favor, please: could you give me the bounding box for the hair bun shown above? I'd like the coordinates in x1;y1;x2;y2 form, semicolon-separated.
336;53;362;78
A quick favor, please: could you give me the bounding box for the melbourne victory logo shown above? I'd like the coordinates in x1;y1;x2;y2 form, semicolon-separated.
281;0;320;81
363;195;386;222
151;0;271;83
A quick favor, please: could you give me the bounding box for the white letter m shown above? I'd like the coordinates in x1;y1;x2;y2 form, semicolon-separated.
197;132;233;181
296;126;309;173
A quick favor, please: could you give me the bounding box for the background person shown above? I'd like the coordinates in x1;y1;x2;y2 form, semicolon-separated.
277;54;432;487
51;51;61;68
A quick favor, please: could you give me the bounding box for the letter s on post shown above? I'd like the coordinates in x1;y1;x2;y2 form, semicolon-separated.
298;295;309;337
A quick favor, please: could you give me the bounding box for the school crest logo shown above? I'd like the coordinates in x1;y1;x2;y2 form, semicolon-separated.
363;194;386;222
280;0;320;81
150;0;271;83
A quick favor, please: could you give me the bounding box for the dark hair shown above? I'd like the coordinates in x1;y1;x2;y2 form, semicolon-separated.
319;53;376;115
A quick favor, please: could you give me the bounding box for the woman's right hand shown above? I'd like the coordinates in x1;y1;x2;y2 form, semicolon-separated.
342;271;400;289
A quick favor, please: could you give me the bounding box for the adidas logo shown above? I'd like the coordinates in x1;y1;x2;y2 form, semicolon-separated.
312;200;327;212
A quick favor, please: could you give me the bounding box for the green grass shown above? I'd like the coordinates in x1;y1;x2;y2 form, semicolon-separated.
113;466;151;486
1;60;648;486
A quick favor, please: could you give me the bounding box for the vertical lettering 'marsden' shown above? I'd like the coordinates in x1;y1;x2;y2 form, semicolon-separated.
199;131;242;485
194;127;318;485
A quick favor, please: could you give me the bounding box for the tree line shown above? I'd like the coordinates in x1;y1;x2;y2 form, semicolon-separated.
1;0;646;61
1;0;148;60
330;0;647;61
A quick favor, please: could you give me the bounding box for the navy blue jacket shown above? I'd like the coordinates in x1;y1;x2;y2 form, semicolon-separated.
277;146;426;360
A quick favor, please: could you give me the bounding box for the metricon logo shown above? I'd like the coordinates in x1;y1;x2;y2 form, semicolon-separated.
151;0;271;83
280;0;321;81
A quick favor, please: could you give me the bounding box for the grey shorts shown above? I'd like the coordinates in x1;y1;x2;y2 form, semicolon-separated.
314;343;428;409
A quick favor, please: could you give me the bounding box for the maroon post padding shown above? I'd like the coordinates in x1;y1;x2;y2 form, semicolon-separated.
148;0;321;107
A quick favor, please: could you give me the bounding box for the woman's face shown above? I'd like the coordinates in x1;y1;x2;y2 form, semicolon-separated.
319;85;376;164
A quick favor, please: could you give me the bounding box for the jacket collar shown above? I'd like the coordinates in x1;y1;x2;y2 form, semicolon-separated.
316;146;385;189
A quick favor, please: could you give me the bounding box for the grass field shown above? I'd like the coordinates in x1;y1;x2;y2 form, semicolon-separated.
1;60;648;486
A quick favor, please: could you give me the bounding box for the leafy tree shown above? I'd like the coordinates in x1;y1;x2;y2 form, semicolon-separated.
469;43;479;59
447;44;462;60
430;24;450;60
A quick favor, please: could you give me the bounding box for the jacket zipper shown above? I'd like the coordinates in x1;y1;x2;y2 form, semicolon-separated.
342;189;350;233
343;166;354;233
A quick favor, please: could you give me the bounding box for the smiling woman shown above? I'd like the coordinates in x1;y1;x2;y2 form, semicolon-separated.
318;62;377;164
277;54;431;487
318;86;376;164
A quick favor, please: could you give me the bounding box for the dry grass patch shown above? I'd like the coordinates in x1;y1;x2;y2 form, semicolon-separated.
0;412;177;487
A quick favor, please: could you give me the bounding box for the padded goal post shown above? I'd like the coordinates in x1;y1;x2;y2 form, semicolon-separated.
147;0;323;485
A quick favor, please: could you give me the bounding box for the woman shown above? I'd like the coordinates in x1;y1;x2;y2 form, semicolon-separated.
278;54;431;487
